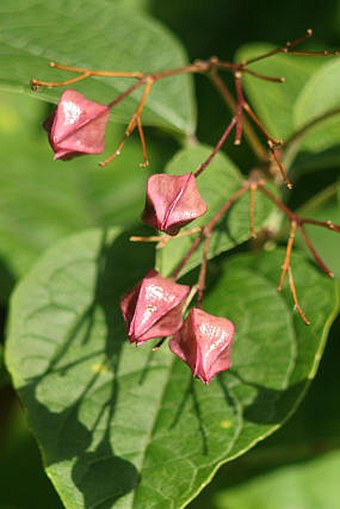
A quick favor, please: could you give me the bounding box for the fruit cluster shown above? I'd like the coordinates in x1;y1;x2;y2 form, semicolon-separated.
44;88;236;384
34;32;340;382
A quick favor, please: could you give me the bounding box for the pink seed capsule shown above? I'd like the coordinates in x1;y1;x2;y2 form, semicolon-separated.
169;307;235;384
142;173;208;236
44;89;110;160
120;269;190;345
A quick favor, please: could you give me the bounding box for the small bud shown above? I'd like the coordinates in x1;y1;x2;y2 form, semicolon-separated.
142;173;208;236
120;269;190;345
44;89;110;160
169;307;235;384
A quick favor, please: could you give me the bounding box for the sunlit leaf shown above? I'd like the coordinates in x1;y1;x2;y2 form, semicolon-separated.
6;228;338;508
0;0;195;135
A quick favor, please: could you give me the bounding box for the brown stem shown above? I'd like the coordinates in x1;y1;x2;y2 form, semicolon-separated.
107;79;145;109
197;233;211;308
205;182;250;232
242;68;285;83
234;71;244;145
285;50;339;57
243;103;291;188
257;181;337;277
100;78;154;166
129;226;202;247
194;116;237;177
257;182;340;234
300;218;340;232
209;70;268;161
31;72;91;89
243;102;282;145
136;117;149;168
298;224;334;277
268;141;293;189
171;233;203;279
288;266;311;325
257;181;296;220
278;220;297;291
49;61;145;79
151;61;210;80
170;182;250;279
241;29;313;66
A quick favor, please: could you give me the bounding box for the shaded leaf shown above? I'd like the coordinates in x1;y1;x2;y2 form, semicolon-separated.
215;450;340;509
156;145;274;276
0;0;195;135
5;227;338;508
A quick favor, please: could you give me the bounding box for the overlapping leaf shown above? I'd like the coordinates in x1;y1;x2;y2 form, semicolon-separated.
0;0;195;135
293;59;340;153
6;227;338;508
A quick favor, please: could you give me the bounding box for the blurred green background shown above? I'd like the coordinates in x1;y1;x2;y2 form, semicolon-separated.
0;1;339;508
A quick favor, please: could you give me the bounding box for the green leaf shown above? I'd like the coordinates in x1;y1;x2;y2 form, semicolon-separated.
0;90;169;301
236;44;322;140
293;59;340;152
0;0;195;135
156;145;274;276
114;0;151;13
215;450;340;509
5;228;338;508
296;183;340;280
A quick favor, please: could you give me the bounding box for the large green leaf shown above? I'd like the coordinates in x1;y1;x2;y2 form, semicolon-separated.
156;145;274;276
293;59;340;153
235;44;324;140
5;228;338;509
0;90;169;301
215;450;340;509
0;0;195;135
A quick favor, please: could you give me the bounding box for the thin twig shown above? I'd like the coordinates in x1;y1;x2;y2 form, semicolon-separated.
234;71;245;145
298;224;334;277
288;266;311;325
170;182;249;279
278;220;297;291
100;78;154;166
241;29;313;66
194;117;237;177
197;233;211;308
209;69;268;161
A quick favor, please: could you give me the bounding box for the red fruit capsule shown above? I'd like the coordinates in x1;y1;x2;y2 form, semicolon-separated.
169;307;235;384
141;173;208;236
44;89;110;160
120;269;190;345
